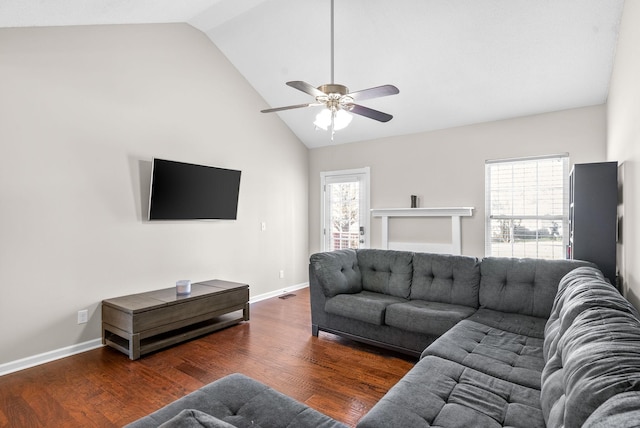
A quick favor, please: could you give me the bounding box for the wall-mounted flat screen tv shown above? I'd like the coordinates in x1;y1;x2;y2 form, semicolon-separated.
148;158;241;220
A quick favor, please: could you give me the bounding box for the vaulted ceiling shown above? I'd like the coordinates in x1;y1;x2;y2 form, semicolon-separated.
0;0;625;148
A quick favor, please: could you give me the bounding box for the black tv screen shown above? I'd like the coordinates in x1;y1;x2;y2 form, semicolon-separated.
148;158;241;220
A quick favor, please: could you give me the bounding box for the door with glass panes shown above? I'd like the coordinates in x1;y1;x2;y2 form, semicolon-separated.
321;168;370;251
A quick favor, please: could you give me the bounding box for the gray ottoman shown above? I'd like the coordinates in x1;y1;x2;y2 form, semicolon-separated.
125;373;347;428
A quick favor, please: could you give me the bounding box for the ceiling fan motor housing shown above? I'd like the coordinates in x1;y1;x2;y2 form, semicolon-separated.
318;84;349;95
317;84;354;110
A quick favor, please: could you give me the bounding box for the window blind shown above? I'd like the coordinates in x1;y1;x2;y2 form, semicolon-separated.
485;154;569;259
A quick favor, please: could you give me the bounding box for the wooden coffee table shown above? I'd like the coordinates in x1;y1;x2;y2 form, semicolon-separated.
102;279;249;360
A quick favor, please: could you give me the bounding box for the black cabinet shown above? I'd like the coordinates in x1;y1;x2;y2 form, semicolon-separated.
568;161;618;284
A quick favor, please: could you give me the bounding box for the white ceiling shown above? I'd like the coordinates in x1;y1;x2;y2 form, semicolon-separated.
0;0;625;148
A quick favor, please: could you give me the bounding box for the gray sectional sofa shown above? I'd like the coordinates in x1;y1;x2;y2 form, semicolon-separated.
309;249;591;357
127;248;640;427
312;249;640;427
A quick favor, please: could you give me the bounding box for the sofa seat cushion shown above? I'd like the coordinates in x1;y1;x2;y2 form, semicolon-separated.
325;291;407;325
410;253;480;308
125;373;348;428
421;319;545;390
357;355;544;428
385;300;476;336
467;308;548;339
357;249;414;298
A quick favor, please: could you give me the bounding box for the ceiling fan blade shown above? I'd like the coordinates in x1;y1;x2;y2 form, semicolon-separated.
347;84;399;102
261;103;318;113
349;104;393;122
286;81;326;98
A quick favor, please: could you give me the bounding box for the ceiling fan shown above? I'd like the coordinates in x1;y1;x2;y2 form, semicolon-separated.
260;0;399;139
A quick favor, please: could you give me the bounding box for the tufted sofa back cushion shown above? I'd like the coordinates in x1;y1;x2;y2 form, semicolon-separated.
541;267;640;428
357;249;413;299
541;307;640;428
543;266;638;361
309;249;362;297
543;266;606;359
410;253;481;308
582;391;640;427
479;257;594;318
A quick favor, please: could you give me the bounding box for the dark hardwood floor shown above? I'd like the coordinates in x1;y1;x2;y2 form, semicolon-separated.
0;287;415;427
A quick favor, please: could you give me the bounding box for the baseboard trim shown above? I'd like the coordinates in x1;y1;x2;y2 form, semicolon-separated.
0;338;104;377
1;284;310;376
249;282;309;304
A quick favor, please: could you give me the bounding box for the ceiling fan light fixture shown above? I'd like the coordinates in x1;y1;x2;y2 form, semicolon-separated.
313;108;332;131
314;108;352;132
334;109;352;130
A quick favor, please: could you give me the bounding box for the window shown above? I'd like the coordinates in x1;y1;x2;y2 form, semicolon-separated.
485;154;569;259
321;168;370;252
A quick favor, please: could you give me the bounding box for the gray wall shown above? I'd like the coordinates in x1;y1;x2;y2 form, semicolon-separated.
0;24;309;365
607;0;640;310
309;105;607;258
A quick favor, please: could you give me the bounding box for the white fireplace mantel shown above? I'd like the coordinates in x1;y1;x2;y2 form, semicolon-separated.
371;207;474;255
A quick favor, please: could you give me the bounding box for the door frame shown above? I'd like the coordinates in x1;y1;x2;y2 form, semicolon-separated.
320;167;371;252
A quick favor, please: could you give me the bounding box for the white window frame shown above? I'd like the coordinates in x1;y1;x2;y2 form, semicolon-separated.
485;154;569;259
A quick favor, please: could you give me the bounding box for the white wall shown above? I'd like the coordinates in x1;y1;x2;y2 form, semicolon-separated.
607;0;640;310
309;105;606;258
0;24;309;366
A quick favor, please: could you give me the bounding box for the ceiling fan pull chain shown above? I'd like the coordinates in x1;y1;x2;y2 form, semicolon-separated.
330;108;336;141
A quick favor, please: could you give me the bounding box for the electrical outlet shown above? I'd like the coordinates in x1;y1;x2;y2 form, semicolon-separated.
261;221;266;231
77;309;88;324
279;270;284;279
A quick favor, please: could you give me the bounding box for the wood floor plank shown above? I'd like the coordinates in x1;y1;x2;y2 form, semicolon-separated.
0;287;415;427
0;392;43;427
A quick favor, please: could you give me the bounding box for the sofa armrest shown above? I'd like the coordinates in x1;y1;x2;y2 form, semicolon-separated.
309;263;328;336
308;249;363;336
